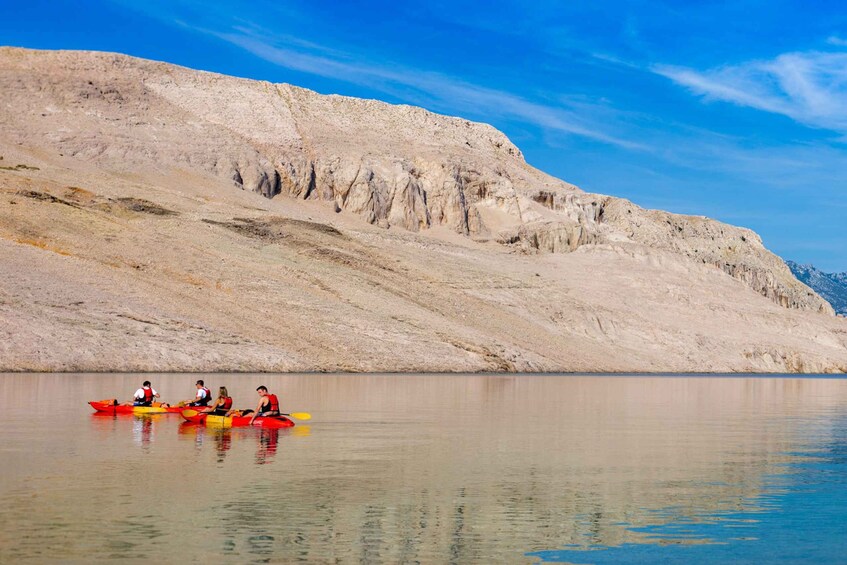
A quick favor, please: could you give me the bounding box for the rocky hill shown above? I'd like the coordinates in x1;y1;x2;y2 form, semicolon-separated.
1;47;845;372
787;261;847;316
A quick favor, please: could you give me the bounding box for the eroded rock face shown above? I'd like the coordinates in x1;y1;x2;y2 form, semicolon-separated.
597;199;832;314
0;46;832;315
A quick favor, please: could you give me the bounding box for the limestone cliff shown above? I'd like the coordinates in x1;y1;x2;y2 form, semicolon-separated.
0;47;830;315
1;47;845;373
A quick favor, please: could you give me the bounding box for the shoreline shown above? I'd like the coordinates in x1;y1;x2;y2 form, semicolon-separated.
2;370;846;377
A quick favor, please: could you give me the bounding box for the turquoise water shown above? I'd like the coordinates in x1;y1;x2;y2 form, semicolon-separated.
529;422;847;563
0;373;846;563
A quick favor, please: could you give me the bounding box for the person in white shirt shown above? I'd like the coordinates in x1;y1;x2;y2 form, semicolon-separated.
182;380;212;407
127;381;159;406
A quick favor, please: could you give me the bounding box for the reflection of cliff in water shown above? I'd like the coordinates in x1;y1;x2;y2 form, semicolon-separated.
530;411;847;563
201;376;847;562
2;374;847;562
822;413;847;464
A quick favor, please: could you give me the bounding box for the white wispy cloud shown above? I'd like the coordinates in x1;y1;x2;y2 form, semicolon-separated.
654;50;847;133
208;27;646;150
109;0;649;149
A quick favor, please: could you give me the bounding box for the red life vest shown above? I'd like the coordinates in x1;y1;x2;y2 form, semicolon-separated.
201;387;212;405
143;387;154;404
222;397;233;410
261;393;280;413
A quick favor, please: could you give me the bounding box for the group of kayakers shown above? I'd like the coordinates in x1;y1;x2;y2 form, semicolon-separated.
129;380;282;424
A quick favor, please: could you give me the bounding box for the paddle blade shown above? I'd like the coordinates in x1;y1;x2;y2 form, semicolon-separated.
288;412;311;420
182;409;199;418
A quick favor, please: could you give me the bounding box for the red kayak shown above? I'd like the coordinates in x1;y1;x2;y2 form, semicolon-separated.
89;400;191;414
180;409;294;429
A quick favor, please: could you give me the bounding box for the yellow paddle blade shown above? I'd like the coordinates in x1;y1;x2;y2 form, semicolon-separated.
182;409;199;417
288;412;311;420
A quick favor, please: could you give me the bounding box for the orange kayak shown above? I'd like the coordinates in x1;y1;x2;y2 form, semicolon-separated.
89;400;188;414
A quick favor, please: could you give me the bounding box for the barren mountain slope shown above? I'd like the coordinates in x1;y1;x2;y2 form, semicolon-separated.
1;47;845;372
1;47;829;313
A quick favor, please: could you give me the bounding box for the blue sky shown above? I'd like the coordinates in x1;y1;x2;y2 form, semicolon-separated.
3;0;846;270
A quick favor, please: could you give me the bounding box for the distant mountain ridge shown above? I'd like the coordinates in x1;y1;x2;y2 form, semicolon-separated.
787;261;847;315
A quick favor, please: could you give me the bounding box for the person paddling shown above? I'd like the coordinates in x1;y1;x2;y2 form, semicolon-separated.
184;379;212;407
201;386;234;416
127;381;159;406
248;385;280;425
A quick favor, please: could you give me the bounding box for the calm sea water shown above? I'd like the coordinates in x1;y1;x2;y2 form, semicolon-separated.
1;373;846;563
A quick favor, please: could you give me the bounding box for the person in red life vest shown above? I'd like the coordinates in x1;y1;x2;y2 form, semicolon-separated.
200;386;234;416
183;380;212;407
249;385;280;425
128;381;159;406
